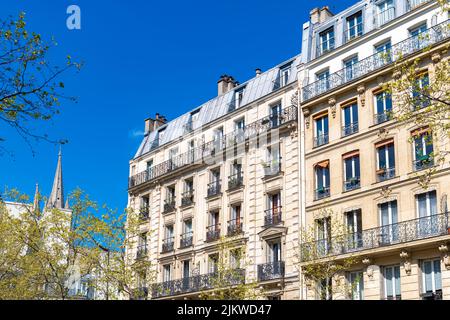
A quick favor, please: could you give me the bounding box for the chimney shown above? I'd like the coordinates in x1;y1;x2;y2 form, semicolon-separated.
319;6;334;23
310;7;320;24
217;74;238;96
145;113;168;135
255;68;262;77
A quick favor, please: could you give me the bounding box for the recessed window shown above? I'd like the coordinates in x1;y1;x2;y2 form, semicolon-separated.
314;113;329;147
345;11;363;42
318;27;335;56
376;139;395;181
412;73;430;109
343;151;360;191
314;160;330;200
348;271;364;300
383;265;401;300
341;102;359;137
374;91;392;124
375;0;395;27
346;209;362;249
412;128;434;171
379;200;398;244
421;259;442;300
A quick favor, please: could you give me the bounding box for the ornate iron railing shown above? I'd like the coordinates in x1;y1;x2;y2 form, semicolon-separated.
413;155;434;171
264;207;283;226
408;0;432;11
300;212;449;262
161;237;174;253
129;106;298;189
314;133;329;147
374;7;396;28
181;191;194;206
227;219;243;236
136;246;148;260
421;289;443;300
343;21;364;43
257;261;285;282
163;198;176;213
302;20;450;101
374;111;392;124
263;159;282;177
207;180;221;197
228;172;243;190
376;167;396;182
343;177;360;191
151;269;245;299
180;232;193;249
342;122;359;137
139;206;150;221
316;38;335;58
315;186;330;200
206;224;221;242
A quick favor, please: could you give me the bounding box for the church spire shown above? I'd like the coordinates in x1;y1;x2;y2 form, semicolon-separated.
46;147;65;210
32;183;41;215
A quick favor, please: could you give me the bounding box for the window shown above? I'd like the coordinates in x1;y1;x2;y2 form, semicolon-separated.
208;168;221;197
281;65;291;87
230;249;241;269
169;147;179;169
138;233;147;249
379;200;398;244
374;40;392;67
383;265;401;300
229;159;243;188
421;259;442;299
270;103;282;127
376;140;395;181
146;160;153;178
412;128;434;171
228;204;242;235
163;264;171;282
181;219;193;248
374;91;392;124
343;151;360;191
318;277;332;300
417;191;438;217
182;179;194;206
182;260;191;286
264;144;281;176
231;88;245;111
412;73;430;109
314;113;329;147
348;271;364;300
416;191;440;237
267;239;282;264
341;102;358;136
166;186;175;205
346;210;362;249
318;27;335;56
208;254;219;273
345;12;363;42
165;225;174;240
234;118;245;143
265;193;282;226
316;217;331;256
316;69;330;92
186;109;200;132
315;160;330;200
213;127;224;151
187;140;195;162
157;128;166;143
376;0;395;27
344;56;358;81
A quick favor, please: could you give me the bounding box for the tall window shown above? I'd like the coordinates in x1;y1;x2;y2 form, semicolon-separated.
318;27;335;56
421;259;442;299
342;102;359;136
318;277;332;300
348;271;364;300
374;40;392;66
146;159;153;177
314;113;329;147
344;56;358;81
163;264;171;282
376;0;395;27
228;204;242;235
165;225;174;240
280;65;291;87
316;217;331;256
346;210;362;249
417;191;438;217
383;265;401;300
376;140;395;181
182;260;191;281
379;200;398;244
410;23;427;50
412;128;434;171
208;168;221;197
343;151;360;191
345;12;363;42
412;73;430;109
267;239;282;264
315;160;330;200
374;91;392;124
316;69;330;92
234;88;245;110
208;254;219;273
169;147;179;169
265;193;282;226
264;144;281;176
270;103;282;127
234;118;245;143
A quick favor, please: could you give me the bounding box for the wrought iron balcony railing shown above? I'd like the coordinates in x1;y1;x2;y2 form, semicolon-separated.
314;133;329;147
161;237;174;253
315;186;330;200
302;20;450;101
139;206;150;221
207;180;221;197
180;232;193;249
129;106;298;189
343;177;360;191
263;159;282;177
376;167;396;182
136;246;148;260
413;155;434;171
300;212;449;262
264;207;282;227
257;261;285;282
344;22;364;43
421;289;443;300
316;39;335;58
151;269;245;299
181;191;194;206
374;111;392;124
227;219;243;236
206;224;221;242
228;172;243;190
408;0;432;11
163;198;176;213
342;122;358;137
374;7;396;28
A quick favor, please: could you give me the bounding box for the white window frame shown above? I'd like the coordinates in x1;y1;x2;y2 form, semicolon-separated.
383;265;401;299
416;191;437;217
376;142;394;170
421;259;442;293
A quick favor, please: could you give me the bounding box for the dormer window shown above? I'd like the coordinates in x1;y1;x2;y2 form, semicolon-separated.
280;65;291;87
345;11;363;42
318;27;335;57
375;0;395;27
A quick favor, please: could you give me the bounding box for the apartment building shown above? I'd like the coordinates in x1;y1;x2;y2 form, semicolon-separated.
128;57;302;299
298;0;450;300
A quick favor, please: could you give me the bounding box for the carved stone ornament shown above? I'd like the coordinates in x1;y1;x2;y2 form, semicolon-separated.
328;97;337;118
377;128;389;139
438;244;450;270
400;250;411;275
303;108;311;129
431;52;441;64
291;90;299;108
393;69;402;79
380;186;392;198
357;84;366;107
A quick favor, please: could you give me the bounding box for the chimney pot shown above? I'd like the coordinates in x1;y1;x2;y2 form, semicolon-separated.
255;68;262;76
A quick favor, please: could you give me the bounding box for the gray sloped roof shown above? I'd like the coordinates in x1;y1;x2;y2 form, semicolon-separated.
134;54;301;159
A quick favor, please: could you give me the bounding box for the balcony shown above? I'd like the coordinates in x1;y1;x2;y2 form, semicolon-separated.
408;0;432;11
163;198;176;213
151;269;245;299
262;159;282;177
264;207;282;227
181;191;194;207
374;7;395;28
139;206;150;221
413;155;434;171
344;22;364;43
421;289;443;300
180;232;193;249
300;212;449;262
257;261;285;282
343;177;360;192
302;21;450;101
206;225;221;242
342;122;358;137
129;106;298;189
228;172;243;190
136;246;148;260
376;167;395;182
374;111;392;125
207;180;221;197
161;237;174;253
314;133;329;147
227;219;243;236
316;39;335;58
315;186;330;200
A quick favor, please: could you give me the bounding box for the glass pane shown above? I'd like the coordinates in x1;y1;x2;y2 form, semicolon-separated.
391;201;398;224
385;267;393;296
394;266;401;296
434;260;442;290
351;104;359;124
354;156;360;177
430;191;437;215
381;203;389;226
378;147;387;169
424;261;433;292
388;144;395;168
418;193;428;217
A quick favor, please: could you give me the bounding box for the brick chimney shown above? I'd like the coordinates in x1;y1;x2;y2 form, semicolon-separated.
310;6;333;24
145;113;167;135
217;74;238;96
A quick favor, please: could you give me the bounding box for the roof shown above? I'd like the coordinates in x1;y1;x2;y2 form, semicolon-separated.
133;54;302;160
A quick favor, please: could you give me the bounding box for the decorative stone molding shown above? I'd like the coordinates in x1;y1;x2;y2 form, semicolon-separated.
377;128;389;139
328;97;337;118
438;244;450;270
400;251;411;275
303;108;311;129
393;69;402;79
431;52;441;64
291;90;299;108
380;186;392;199
357;84;366;107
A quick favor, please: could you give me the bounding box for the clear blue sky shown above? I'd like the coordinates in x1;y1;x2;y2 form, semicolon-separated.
0;0;354;211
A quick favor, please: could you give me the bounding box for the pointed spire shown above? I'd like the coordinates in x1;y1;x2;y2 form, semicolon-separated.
32;183;41;215
46;147;65;210
65;198;70;210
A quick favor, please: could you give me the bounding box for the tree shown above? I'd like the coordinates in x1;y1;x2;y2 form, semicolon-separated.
0;12;81;155
298;208;360;300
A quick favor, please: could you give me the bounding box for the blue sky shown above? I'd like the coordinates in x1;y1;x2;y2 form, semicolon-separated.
0;0;354;211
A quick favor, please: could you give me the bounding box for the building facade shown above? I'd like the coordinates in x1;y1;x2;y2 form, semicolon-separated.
298;0;450;300
128;58;302;299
